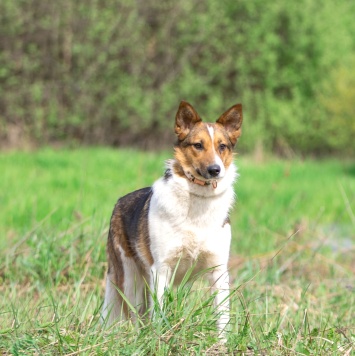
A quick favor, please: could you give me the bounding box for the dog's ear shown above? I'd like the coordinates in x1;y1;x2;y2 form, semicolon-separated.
216;104;243;146
175;101;202;141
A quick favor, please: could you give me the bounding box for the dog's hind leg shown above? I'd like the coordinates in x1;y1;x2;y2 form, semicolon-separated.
120;253;146;321
102;246;146;326
102;272;124;326
101;227;128;327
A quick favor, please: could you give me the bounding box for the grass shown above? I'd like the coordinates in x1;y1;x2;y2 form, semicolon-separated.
0;147;354;354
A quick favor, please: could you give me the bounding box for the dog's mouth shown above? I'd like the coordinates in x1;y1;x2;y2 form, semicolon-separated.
196;168;210;180
196;167;223;181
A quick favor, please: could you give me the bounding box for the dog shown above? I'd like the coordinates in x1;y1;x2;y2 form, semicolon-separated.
102;101;243;337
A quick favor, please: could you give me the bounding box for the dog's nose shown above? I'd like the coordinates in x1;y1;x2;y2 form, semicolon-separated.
207;164;221;177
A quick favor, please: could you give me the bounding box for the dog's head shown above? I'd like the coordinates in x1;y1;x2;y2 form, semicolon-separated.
174;101;243;181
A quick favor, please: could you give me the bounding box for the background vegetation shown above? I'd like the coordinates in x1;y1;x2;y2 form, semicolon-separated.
1;149;354;354
1;0;355;155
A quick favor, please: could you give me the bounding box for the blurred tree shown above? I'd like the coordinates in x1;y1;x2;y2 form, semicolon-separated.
0;0;354;154
317;56;355;154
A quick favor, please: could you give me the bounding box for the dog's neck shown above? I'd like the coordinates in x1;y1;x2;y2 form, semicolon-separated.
163;159;237;199
183;170;218;189
165;159;220;190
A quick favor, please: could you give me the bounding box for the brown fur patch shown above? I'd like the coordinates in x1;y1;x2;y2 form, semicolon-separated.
109;188;154;266
216;104;243;145
175;101;202;141
109;209;134;258
136;195;154;266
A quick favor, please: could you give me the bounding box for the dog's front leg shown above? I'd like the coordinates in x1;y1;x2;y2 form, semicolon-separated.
208;266;230;338
150;264;171;317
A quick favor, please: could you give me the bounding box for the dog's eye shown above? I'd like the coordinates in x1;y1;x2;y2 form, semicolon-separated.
219;144;227;151
193;143;203;150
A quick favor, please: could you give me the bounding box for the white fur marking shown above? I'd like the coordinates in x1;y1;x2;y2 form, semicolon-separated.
208;124;225;178
207;125;214;140
215;153;225;177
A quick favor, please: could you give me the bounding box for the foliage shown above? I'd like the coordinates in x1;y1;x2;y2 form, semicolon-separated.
316;55;355;154
0;0;354;154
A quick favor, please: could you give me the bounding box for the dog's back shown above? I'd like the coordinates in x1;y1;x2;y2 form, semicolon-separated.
103;187;153;322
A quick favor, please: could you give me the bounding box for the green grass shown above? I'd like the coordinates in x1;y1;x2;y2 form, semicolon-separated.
0;147;354;354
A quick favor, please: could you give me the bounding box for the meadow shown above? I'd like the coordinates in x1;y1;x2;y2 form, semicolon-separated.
0;147;354;355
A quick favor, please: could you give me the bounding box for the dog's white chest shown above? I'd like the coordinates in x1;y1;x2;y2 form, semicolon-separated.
174;227;217;261
148;175;234;276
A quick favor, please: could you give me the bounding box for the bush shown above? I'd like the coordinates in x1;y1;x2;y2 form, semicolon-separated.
0;0;354;154
315;56;355;154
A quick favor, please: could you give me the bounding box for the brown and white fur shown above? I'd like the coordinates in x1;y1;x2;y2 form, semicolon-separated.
102;101;243;337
